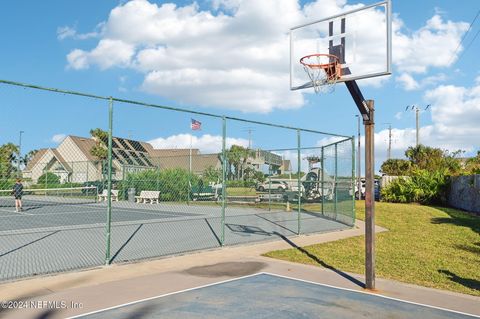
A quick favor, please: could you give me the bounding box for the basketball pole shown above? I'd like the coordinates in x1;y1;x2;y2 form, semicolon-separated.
345;80;375;290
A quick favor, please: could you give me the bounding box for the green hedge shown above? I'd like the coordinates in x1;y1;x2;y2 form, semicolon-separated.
226;180;256;188
0;179;16;190
381;169;449;204
121;168;199;201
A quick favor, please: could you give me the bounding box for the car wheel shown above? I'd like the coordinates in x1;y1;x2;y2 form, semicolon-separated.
258;186;264;192
278;187;285;192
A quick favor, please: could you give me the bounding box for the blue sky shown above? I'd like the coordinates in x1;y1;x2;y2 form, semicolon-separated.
0;0;479;173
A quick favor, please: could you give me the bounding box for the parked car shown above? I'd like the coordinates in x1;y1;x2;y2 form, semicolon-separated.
355;178;380;201
256;180;288;192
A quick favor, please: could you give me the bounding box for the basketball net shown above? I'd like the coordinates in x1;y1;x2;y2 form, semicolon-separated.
300;54;342;94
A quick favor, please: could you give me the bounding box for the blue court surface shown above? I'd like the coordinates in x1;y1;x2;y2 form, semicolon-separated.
70;273;479;319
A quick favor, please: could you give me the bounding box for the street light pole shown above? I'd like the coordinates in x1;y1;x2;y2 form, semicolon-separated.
18;130;24;175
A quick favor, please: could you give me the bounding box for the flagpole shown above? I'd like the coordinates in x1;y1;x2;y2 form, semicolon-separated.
189;134;192;173
188;121;192;206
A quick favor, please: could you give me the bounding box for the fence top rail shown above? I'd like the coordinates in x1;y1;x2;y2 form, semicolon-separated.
0;78;349;138
264;137;353;152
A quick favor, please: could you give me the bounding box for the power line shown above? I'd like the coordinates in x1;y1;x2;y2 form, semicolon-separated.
456;26;480;64
449;9;480;65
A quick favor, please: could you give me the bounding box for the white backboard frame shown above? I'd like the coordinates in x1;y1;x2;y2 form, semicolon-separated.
290;0;392;91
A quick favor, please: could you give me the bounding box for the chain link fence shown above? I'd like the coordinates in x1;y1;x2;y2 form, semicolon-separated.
0;79;354;281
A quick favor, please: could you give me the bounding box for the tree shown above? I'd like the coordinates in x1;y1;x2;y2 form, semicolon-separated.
89;128;108;160
380;159;411;176
0;143;19;178
203;165;221;183
21;149;38;167
464;151;480;174
405;145;441;171
89;128;108;181
225;145;256;180
225;145;243;180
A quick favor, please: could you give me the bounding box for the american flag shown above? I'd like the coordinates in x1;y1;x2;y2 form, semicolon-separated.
191;118;201;130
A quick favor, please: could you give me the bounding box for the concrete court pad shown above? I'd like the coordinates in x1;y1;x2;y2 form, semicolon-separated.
73;273;479;319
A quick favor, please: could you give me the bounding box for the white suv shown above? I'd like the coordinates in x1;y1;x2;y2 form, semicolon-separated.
256;180;288;192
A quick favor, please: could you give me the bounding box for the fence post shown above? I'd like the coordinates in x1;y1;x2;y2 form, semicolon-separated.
351;136;356;224
268;171;271;211
334;143;338;219
297;129;301;235
321;146;324;216
221;116;226;246
105;97;114;265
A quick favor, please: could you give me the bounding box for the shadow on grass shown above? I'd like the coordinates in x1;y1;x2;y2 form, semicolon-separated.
438;270;480;292
431;207;480;235
272;232;366;289
455;243;480;255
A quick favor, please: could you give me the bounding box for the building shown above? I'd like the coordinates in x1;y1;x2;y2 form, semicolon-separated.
23;135;223;184
23;134;288;184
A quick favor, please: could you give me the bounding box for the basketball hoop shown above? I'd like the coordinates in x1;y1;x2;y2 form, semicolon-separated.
300;53;342;94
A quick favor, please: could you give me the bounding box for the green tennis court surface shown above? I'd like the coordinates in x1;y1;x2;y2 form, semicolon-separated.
71;273;479;319
0;197;349;281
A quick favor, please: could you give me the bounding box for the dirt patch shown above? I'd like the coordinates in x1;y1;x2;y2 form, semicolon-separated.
183;262;267;278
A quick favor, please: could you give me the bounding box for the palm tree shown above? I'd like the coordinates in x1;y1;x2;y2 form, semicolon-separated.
89;128;108;179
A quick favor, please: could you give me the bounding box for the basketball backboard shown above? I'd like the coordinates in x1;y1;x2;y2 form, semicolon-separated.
290;0;392;91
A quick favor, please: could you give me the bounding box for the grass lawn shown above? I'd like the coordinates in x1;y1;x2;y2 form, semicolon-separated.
226;187;257;196
264;201;480;296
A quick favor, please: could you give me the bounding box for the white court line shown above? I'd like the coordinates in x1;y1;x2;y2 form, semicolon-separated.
67;273;262;318
0;205;203;218
0;208;33;215
264;272;480;318
67;272;480;319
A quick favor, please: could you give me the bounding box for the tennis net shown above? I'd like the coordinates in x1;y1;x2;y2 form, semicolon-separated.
0;186;99;207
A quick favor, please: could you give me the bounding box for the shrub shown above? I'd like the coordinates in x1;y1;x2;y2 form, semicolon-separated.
0;178;16;190
37;172;60;185
122;168;199;201
226;180;256;188
381;169;449;204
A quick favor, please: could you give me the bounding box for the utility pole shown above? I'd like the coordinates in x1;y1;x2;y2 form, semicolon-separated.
415;107;419;146
406;105;430;147
383;123;392;160
242;128;255;149
388;124;392;160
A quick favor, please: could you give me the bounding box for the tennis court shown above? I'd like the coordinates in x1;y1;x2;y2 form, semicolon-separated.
71;273;479;319
0;187;349;281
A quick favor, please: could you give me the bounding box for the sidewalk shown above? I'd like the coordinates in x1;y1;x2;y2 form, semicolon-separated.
0;221;478;319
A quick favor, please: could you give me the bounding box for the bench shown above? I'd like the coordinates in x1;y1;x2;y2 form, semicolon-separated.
135;190;161;204
191;185;218;201
97;189;119;202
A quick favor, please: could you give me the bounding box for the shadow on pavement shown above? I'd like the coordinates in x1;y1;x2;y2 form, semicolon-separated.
273;232;366;289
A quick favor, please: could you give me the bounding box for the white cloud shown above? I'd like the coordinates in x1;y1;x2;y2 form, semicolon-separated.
396;73;419;91
148;133;248;153
67;39;135;70
64;0;469;111
355;81;480;173
396;72;447;91
51;134;66;144
393;15;468;74
57;24;102;40
57;26;77;40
